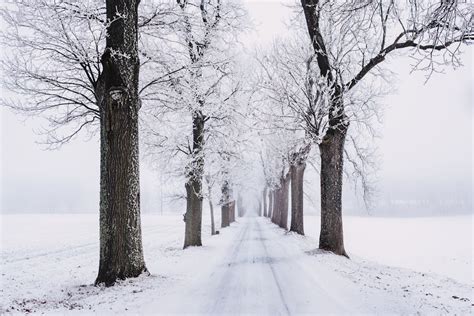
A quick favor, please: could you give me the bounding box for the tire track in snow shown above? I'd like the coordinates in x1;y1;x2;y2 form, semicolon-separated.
2;242;97;264
258;218;349;314
206;217;291;315
208;221;251;314
1;221;182;265
255;218;291;315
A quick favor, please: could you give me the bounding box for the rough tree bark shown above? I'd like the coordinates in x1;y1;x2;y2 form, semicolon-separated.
301;0;348;257
237;193;244;217
318;125;348;257
209;198;216;235
279;173;290;230
263;187;268;217
184;113;205;248
221;203;230;228
184;179;203;247
268;190;273;218
271;187;280;224
95;0;147;286
290;163;306;235
206;180;216;235
289;144;311;235
230;201;236;222
270;190;276;223
178;0;221;248
221;180;231;228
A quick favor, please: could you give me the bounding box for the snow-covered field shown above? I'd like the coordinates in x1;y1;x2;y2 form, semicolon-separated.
1;213;472;314
304;214;473;283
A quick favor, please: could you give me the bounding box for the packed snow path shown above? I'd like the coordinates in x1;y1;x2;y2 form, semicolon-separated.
159;216;350;314
1;214;472;314
149;216;472;315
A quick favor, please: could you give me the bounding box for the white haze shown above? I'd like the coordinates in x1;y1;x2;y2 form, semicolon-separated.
1;0;472;215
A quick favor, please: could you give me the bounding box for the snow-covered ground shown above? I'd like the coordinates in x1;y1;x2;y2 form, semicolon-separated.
304;214;473;283
1;213;472;314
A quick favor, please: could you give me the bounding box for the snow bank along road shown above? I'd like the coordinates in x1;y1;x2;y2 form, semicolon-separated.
1;214;472;314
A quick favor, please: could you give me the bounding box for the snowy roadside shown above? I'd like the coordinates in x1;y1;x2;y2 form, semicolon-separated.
303;214;473;284
1;213;472;314
279;225;473;314
1;213;232;314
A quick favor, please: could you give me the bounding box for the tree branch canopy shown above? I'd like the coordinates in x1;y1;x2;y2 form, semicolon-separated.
299;0;473;95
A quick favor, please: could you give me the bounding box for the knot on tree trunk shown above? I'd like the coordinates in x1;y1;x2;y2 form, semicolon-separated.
109;87;127;102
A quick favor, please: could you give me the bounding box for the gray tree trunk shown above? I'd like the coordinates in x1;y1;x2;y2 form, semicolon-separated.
318;126;348;257
237;193;244;217
221;180;231;227
290;163;306;235
207;189;216;235
263;187;268;217
221;203;230;227
271;187;280;224
95;0;147;286
184;114;205;248
279;173;290;230
301;0;349;257
230;201;236;221
184;180;203;247
209;198;216;235
268;190;273;218
205;177;216;235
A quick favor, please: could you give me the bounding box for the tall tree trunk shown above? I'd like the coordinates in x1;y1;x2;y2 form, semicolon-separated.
230;201;236;221
290;163;306;235
271;187;280;224
184;179;203;247
263;187;268;217
184;114;205;248
268;190;273;218
207;190;216;236
271;190;276;223
205;177;216;235
279;173;290;230
96;0;146;286
209;198;216;235
237;193;243;217
221;202;230;228
318;127;348;257
301;0;348;257
221;180;231;227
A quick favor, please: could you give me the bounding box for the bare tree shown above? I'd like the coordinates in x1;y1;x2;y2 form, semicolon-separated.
257;131;293;230
94;0;149;286
204;175;217;235
299;0;473;256
1;1;104;146
256;35;379;238
1;0;178;285
1;0;176;146
221;179;232;227
256;39;317;234
142;0;244;248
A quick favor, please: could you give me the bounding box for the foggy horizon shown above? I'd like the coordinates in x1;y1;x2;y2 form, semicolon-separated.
1;0;472;216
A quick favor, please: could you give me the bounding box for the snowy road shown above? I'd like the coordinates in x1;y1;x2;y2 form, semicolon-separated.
159;217;349;314
2;214;472;315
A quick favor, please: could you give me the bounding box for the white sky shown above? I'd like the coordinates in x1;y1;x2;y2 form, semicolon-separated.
1;0;472;214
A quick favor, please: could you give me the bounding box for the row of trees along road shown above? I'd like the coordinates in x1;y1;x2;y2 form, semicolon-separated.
253;0;473;258
1;0;472;285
